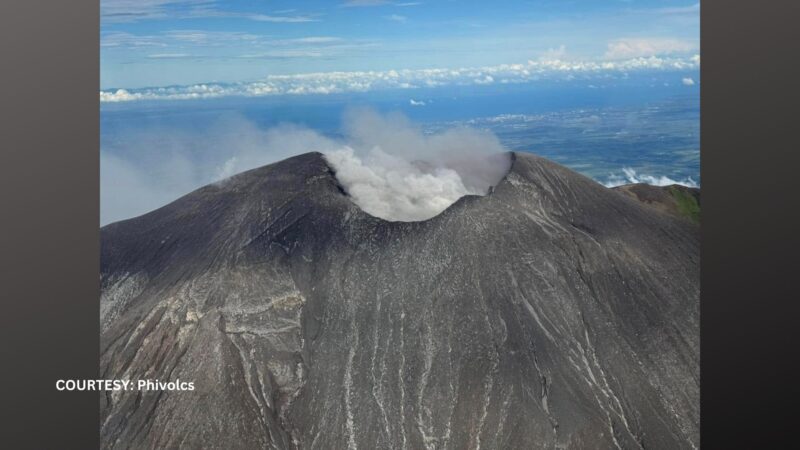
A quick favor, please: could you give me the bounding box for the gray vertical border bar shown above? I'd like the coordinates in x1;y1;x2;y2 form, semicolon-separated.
0;0;99;448
701;0;800;448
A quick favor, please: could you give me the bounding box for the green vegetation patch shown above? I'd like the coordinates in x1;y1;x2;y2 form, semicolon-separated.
669;187;701;224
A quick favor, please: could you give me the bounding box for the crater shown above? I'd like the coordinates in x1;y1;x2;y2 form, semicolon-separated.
323;150;513;222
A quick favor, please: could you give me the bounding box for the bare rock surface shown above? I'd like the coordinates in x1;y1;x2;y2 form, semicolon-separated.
100;152;699;449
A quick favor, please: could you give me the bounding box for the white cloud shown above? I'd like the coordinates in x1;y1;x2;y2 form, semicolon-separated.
385;14;408;23
147;53;191;59
101;0;212;22
101;32;168;48
100;84;232;102
474;75;494;85
101;0;319;23
238;50;324;59
100;54;700;102
162;30;262;44
184;8;320;22
246;14;317;23
341;0;421;7
682;77;696;86
656;3;700;15
539;45;567;61
409;99;426;106
341;0;390;6
283;36;343;44
605;38;697;59
102;31;355;54
100;89;143;102
602;167;699;188
102;109;510;224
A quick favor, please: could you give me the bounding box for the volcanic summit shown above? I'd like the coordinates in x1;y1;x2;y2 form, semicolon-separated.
100;151;699;449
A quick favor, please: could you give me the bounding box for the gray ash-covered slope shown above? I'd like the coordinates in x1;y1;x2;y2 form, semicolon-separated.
100;151;699;450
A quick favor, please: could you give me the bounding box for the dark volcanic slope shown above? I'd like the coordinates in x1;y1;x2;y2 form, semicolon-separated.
100;152;699;450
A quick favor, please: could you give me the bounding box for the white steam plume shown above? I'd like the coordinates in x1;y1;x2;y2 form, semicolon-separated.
325;108;510;221
101;109;510;225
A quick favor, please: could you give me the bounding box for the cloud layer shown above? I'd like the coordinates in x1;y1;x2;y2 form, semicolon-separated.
101;0;317;23
100;54;700;102
605;38;696;59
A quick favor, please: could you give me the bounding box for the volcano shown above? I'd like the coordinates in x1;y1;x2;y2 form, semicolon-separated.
100;151;699;449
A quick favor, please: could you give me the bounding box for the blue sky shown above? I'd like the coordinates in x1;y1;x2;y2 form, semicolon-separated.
100;1;700;224
101;0;699;92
